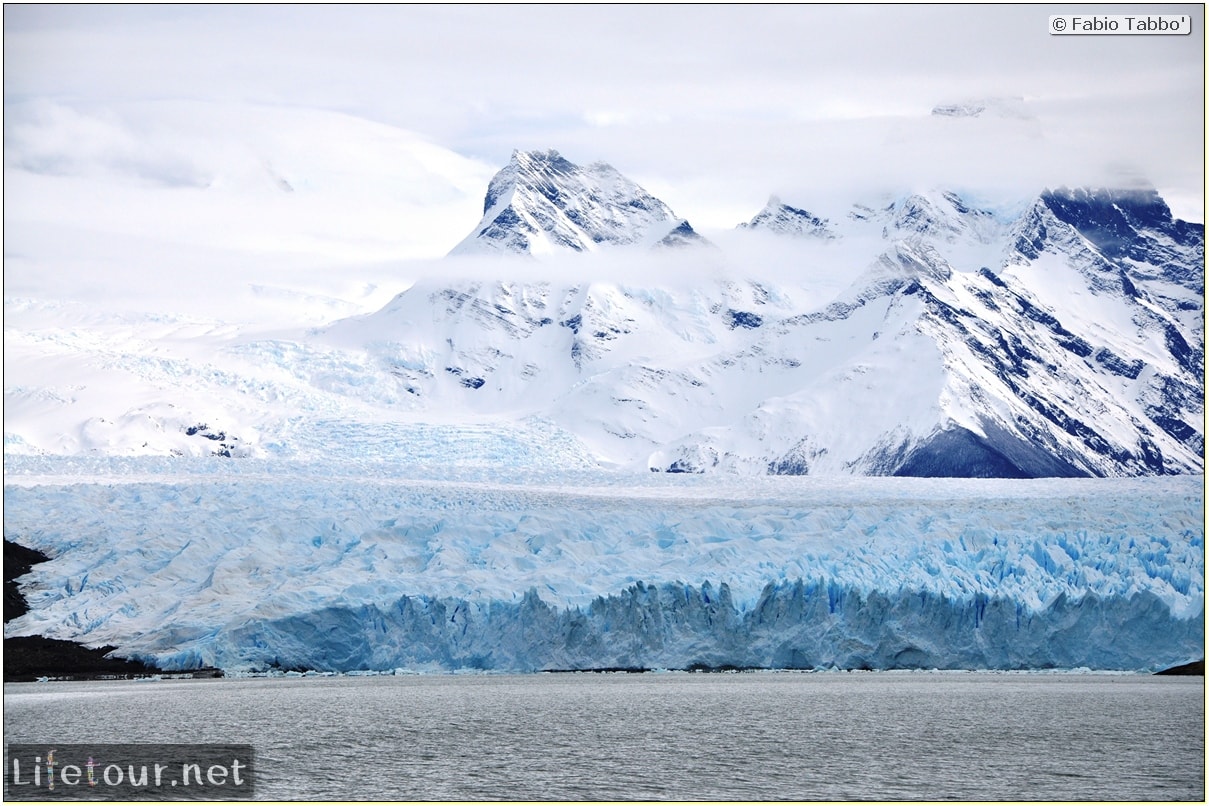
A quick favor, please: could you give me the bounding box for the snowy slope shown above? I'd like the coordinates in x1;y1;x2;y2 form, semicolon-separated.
2;100;490;460
449;149;709;256
5;463;1202;672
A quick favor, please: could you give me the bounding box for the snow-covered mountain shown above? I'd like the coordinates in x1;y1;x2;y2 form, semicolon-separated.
648;187;1204;477
4;144;1203;478
738;196;836;239
318;182;1202;478
931;97;1030;119
449;149;709;255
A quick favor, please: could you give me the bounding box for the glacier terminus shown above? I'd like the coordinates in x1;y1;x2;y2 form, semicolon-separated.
4;464;1203;674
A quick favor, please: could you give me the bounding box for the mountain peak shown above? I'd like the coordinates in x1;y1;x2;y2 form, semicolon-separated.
738;196;835;239
509;148;576;172
451;149;709;256
931;96;1030;120
1011;184;1204;293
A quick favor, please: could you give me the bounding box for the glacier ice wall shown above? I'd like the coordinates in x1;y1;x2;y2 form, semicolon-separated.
220;582;1201;673
4;460;1203;672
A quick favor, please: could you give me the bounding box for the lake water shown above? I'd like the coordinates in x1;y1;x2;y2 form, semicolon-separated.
4;672;1203;801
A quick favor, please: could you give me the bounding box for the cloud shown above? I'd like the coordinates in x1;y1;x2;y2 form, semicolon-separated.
4;2;1204;263
5;100;211;187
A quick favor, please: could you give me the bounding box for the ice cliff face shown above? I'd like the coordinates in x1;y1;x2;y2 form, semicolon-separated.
229;581;1200;674
449;149;709;255
4;468;1203;673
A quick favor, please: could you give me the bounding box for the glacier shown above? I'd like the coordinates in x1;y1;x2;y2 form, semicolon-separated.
5;457;1203;673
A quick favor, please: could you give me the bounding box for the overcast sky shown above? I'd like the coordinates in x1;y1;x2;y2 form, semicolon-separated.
4;4;1205;253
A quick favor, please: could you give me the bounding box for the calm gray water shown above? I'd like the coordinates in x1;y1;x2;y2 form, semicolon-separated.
4;672;1204;801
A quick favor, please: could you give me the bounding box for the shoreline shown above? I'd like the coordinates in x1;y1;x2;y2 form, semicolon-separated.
8;662;1201;684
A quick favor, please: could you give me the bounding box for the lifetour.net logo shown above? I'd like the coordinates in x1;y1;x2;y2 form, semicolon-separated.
5;744;254;801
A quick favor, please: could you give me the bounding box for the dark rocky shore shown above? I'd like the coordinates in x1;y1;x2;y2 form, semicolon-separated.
1154;659;1205;676
4;538;172;682
3;539;47;622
